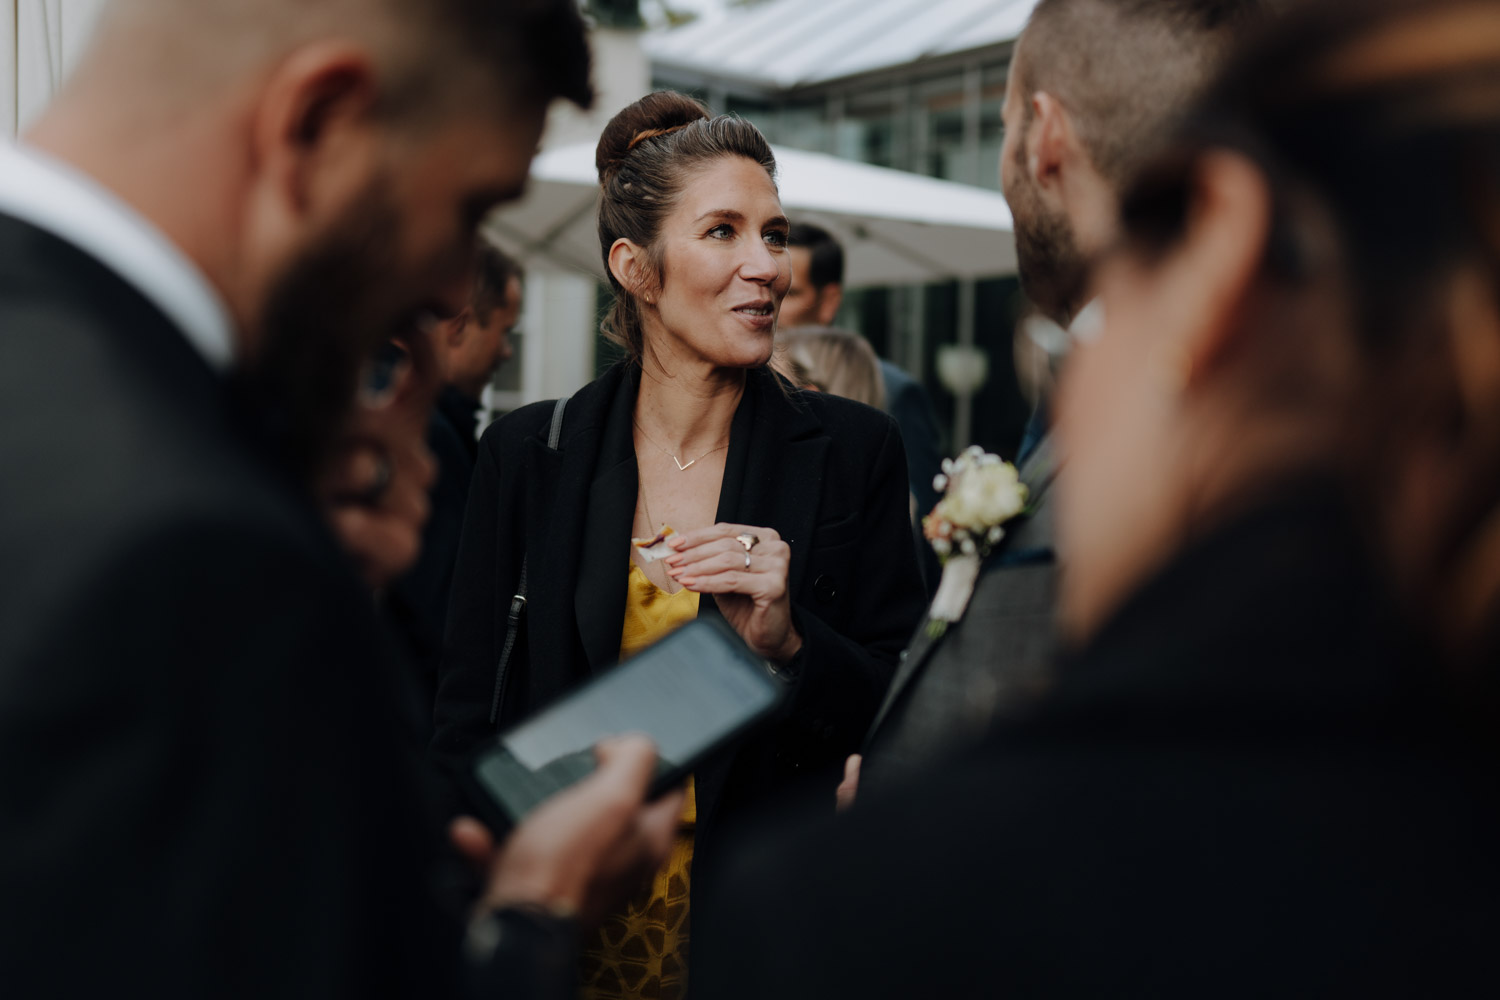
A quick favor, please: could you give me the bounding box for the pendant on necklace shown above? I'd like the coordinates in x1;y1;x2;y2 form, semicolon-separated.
674;456;695;472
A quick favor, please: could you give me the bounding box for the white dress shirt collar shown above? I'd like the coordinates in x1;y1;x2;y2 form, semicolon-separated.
0;141;235;372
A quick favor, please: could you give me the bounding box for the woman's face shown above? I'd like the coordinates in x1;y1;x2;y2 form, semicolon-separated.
645;155;792;370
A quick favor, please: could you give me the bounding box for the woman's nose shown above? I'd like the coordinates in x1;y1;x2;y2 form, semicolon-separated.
740;241;782;284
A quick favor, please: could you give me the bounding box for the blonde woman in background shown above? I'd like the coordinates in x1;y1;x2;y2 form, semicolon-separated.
780;326;888;410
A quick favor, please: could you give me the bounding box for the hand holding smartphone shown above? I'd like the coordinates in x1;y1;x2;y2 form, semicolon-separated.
469;619;787;829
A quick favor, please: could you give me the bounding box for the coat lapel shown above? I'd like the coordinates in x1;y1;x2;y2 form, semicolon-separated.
864;433;1062;748
516;367;624;706
573;367;642;673
721;369;828;601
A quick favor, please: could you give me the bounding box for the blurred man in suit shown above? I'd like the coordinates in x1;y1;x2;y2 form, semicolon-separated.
388;240;524;719
850;0;1263;793
0;1;681;996
783;222;945;518
437;240;524;459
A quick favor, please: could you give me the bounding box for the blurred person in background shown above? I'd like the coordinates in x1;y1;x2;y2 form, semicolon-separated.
438;239;524;458
853;0;1267;800
433;91;927;999
0;1;684;996
783;222;944;518
388;240;525;722
704;0;1500;994
780;326;887;410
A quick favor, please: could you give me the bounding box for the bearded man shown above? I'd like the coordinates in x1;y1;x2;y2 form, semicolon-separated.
0;2;679;996
854;0;1268;797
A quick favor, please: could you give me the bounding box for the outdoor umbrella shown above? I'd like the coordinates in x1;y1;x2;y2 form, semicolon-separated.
486;140;1016;289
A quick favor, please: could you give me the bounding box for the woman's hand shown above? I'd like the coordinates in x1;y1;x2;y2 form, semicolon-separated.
665;523;804;663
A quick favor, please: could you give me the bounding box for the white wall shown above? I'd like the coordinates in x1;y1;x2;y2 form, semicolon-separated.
3;0;107;137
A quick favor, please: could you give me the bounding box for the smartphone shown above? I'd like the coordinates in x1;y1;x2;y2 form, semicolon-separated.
469;619;787;828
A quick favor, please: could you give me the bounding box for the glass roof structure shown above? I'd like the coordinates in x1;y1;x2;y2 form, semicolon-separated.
644;0;1039;91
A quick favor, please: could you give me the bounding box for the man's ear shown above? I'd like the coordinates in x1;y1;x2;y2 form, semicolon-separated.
1158;150;1273;387
815;282;844;326
608;238;652;302
1027;92;1075;201
446;314;470;350
248;43;382;228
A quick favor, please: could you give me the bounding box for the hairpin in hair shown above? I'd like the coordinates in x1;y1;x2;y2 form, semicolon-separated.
627;122;691;152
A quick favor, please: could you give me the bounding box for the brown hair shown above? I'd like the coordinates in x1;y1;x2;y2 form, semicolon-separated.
781;327;887;410
595;91;779;362
471;240;523;323
1119;0;1500;657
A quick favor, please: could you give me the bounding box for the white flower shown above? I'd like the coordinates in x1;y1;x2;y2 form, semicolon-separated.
925;447;1028;564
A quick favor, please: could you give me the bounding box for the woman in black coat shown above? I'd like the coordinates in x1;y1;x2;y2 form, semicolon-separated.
432;92;926;996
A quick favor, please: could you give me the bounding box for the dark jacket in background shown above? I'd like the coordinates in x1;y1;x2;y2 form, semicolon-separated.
437;385;483;463
432;363;927;929
700;488;1500;998
0;213;552;998
386;401;475;733
879;359;943;517
860;433;1059;793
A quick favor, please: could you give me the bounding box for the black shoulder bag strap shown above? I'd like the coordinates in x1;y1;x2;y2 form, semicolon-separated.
487;395;570;727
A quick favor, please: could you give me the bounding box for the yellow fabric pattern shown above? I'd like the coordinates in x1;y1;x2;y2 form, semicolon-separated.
579;562;700;1000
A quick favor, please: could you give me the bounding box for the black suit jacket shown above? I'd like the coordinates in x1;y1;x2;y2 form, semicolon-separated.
860;434;1060;792
386;402;476;733
0;214;519;997
433;362;927;887
878;359;943;516
701;488;1500;997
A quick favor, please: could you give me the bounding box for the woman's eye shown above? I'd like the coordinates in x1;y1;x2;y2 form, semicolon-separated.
708;223;735;239
764;229;789;248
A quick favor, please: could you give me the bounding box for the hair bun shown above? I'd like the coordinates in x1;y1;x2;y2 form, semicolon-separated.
596;91;712;184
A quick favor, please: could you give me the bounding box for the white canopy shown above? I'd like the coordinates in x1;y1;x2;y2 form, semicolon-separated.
488;140;1016;289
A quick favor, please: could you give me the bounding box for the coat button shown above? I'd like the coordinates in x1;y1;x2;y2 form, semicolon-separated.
813;574;837;603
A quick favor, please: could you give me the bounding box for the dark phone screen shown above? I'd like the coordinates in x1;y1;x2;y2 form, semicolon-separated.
473;621;782;822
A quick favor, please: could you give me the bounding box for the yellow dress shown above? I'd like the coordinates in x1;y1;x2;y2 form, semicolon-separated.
579;561;700;1000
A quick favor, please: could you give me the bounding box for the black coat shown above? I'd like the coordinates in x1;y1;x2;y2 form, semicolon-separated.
0;214;543;998
432;362;927;888
700;488;1500;997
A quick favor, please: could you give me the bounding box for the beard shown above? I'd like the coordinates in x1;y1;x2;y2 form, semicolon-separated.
233;183;409;487
1007;152;1088;325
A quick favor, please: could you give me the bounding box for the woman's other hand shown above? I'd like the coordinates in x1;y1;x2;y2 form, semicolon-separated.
665;523;804;663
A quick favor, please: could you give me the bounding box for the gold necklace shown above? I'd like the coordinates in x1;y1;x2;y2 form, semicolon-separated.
633;420;729;472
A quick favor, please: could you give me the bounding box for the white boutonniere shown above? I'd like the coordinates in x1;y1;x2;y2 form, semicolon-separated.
922;446;1029;638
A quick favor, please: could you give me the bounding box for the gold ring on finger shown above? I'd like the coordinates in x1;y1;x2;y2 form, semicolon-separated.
736;532;760;552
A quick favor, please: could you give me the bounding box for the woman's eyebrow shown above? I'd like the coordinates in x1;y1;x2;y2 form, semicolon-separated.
694;209;746;224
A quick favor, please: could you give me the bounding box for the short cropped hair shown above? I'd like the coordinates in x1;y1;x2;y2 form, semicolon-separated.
94;0;592;116
1019;0;1267;186
787;223;845;290
472;242;523;323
